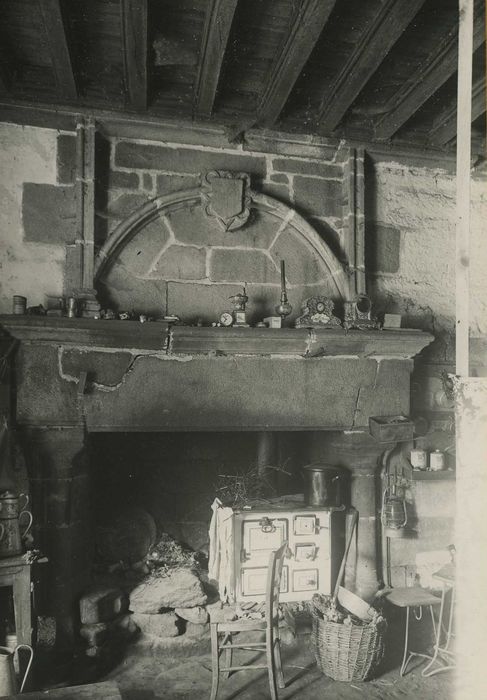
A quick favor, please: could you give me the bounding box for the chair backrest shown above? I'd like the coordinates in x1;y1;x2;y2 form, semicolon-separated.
265;541;288;625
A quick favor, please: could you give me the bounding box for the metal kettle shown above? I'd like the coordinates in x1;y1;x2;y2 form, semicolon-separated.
0;644;33;695
0;491;33;558
302;463;345;507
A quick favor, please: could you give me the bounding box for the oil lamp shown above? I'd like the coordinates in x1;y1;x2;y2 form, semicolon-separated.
275;260;292;323
381;492;407;538
381;460;408;538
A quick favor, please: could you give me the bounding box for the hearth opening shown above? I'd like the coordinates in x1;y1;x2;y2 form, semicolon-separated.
88;431;309;580
76;430;354;669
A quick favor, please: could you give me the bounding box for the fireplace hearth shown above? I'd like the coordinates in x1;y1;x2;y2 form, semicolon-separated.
0;316;433;648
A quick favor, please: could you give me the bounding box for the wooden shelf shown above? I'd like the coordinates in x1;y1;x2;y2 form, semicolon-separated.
411;469;456;480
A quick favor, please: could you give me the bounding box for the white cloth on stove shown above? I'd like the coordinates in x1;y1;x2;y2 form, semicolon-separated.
208;498;234;603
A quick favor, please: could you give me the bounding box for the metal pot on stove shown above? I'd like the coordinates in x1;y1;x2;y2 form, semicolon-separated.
302;463;345;507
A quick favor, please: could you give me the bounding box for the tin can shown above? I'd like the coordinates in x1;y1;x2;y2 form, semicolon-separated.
12;296;27;315
430;450;445;471
410;448;427;470
67;297;77;318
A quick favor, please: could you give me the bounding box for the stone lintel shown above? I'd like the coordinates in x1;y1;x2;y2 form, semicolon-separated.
0;316;169;350
0;317;434;359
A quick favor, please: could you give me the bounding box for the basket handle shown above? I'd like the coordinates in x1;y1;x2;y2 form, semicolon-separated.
332;509;358;604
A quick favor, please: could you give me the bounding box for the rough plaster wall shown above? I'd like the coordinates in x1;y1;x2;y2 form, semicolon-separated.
367;160;487;354
454;377;487;699
0;123;65;311
469;177;487;337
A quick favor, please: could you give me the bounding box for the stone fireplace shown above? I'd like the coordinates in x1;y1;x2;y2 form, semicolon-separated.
1;315;432;648
0;166;433;648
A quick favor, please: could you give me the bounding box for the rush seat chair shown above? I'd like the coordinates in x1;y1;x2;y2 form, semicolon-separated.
210;541;288;700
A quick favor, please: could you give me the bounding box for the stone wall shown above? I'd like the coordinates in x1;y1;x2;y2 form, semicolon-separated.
94;136;351;324
365;156;486;369
307;430;456;590
1;121;358;323
364;159;484;584
0;124;66;311
0;118;471;618
102;139;347;251
2;120;484;353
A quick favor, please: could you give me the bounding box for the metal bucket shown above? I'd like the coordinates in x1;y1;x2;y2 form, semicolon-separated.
303;464;344;507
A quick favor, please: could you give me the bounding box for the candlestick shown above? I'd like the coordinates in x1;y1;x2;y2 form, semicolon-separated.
276;260;292;323
280;260;286;294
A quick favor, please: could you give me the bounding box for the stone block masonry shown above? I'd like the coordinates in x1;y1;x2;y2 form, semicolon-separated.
79;587;118;621
365;223;401;273
115;141;267;178
96;136;353;322
56;134;77;185
23;183;78;245
1;120;359;314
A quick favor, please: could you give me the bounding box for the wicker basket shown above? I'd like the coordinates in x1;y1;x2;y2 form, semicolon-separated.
311;609;386;682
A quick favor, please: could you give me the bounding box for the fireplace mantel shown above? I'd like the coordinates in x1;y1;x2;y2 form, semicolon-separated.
0;316;432;358
1;316;433;432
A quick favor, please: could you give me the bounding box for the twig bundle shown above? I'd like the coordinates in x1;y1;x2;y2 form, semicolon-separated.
214;463;291;509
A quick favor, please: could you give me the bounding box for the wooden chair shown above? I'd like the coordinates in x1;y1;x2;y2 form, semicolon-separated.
210;541;288;700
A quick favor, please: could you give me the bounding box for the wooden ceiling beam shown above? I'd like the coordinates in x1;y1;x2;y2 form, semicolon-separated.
429;76;486;146
257;0;336;127
37;0;77;100
316;0;427;133
120;0;148;111
374;0;485;140
194;0;238;117
0;96;464;168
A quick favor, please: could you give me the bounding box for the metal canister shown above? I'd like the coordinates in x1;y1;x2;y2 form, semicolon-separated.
12;296;27;315
410;448;427;470
430;450;445;471
67;297;77;318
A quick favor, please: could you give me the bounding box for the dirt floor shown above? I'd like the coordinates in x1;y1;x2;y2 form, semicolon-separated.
103;622;454;700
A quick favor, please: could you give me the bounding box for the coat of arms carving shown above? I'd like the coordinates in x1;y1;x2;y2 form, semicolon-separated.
201;171;251;231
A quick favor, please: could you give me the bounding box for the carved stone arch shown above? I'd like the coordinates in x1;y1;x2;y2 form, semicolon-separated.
95;189;202;279
249;192;349;299
94;186;350;321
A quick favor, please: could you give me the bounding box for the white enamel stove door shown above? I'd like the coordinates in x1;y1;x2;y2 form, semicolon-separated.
236;516;288;600
235;510;332;602
290;512;331;597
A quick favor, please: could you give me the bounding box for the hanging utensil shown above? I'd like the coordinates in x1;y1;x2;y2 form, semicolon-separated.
333;509;375;622
332;509;358;604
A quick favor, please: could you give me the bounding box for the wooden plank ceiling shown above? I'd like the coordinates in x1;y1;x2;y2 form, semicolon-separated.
0;0;485;154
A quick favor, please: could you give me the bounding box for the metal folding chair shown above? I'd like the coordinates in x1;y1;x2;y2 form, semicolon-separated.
386;586;441;676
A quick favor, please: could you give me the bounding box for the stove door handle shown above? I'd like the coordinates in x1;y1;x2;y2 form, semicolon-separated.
259;517;276;533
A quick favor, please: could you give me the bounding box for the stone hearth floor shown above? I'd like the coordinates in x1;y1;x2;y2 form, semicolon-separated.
102;630;453;700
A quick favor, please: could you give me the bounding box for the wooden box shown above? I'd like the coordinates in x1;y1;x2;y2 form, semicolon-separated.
369;415;414;443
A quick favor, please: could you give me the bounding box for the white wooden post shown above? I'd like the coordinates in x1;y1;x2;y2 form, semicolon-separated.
455;0;473;377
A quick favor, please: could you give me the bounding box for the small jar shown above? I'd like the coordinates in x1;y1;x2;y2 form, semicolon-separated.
12;295;27;315
430;450;445;471
410;448;427;470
